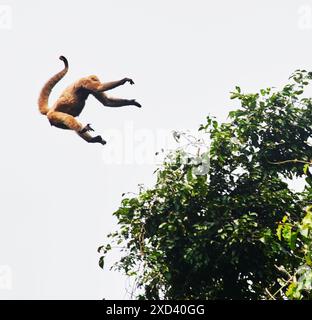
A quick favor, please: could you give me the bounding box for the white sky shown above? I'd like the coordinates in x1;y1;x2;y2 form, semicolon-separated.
0;0;312;299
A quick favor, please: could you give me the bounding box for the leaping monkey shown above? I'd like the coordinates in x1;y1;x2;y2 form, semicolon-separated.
38;56;141;145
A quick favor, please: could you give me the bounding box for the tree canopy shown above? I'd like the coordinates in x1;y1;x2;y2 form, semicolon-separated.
99;70;312;300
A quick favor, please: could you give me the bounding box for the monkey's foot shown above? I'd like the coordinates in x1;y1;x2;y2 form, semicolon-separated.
91;135;107;145
132;100;142;108
80;123;95;134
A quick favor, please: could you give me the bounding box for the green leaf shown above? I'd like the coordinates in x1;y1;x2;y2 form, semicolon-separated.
289;231;298;251
276;224;283;241
282;224;292;243
186;168;194;182
99;256;105;269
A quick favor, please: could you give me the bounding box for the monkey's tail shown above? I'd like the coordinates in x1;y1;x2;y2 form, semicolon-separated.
38;56;69;115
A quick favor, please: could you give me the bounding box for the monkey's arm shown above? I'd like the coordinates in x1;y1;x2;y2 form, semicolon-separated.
92;92;141;108
97;78;134;92
82;78;134;92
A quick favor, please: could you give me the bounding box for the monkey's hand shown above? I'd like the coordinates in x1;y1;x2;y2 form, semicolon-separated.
123;78;135;85
80;123;95;134
132;100;142;108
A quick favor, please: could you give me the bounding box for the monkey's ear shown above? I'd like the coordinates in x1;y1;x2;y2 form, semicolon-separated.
89;75;100;82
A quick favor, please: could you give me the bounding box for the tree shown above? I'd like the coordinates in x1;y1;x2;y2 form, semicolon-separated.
99;70;312;299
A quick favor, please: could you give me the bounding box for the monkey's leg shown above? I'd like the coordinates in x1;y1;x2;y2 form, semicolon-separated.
47;111;106;145
77;131;107;145
92;92;142;108
47;111;83;131
80;123;94;134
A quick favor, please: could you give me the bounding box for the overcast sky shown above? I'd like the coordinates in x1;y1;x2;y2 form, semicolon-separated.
0;0;312;299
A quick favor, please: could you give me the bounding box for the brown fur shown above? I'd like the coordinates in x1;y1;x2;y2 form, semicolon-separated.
38;56;141;145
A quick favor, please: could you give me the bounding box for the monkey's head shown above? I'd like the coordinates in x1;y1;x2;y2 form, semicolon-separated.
88;75;100;82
